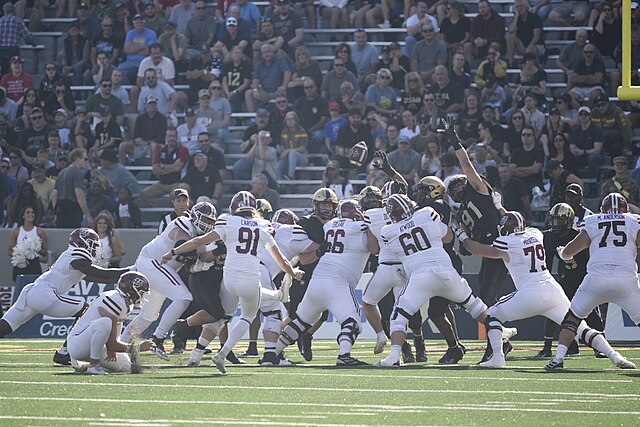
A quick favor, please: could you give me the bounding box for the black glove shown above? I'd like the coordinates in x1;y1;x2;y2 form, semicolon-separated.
372;150;390;171
315;241;328;258
211;241;227;257
440;116;462;150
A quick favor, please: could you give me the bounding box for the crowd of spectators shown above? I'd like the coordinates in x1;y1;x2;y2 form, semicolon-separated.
1;0;640;231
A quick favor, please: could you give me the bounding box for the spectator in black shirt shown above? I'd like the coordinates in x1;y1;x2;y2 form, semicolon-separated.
119;96;166;165
334;109;372;169
509;126;545;196
294;78;328;153
569;106;605;178
194;132;226;180
498;163;533;222
185;48;219;103
184;151;223;207
46;150;68;180
90;109;122;159
16;107;55;163
43;81;75;122
222;46;252;113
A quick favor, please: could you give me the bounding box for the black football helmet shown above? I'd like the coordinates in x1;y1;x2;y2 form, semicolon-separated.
256;199;273;220
415;176;446;203
229;191;257;215
117;271;150;307
358;186;383;210
381;180;408;199
338;199;365;221
447;174;467;203
191;201;217;235
601;192;628;214
272;209;299;225
548;203;574;233
385;194;415;223
69;227;101;259
498;211;526;236
312;188;338;220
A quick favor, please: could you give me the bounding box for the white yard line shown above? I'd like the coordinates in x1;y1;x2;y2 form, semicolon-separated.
0;388;640;402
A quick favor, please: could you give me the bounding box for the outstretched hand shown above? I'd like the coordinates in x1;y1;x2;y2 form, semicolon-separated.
372;150;390;170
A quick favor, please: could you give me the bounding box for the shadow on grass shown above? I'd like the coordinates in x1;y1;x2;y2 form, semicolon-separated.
512;368;602;374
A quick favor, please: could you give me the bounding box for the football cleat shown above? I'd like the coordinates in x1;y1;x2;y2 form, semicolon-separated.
301;334;313;361
503;340;514;357
402;341;415;363
336;354;368;366
373;355;400;367
226;350;245;365
238;343;259;357
439;345;465;365
479;346;492;364
458;341;467;354
611;352;637;369
212;352;227;373
151;337;170;361
53;351;71;366
414;336;427;363
87;365;109;375
567;341;580;356
544;358;564;371
594;349;607;358
170;346;185;355
374;333;388;355
187;348;205;366
259;352;293;366
534;348;553;359
479;354;506;368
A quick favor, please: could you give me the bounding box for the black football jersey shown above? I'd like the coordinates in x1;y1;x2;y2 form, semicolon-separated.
458;185;501;244
543;227;588;287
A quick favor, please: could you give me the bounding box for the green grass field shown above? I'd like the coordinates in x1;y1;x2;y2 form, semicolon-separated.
0;339;639;426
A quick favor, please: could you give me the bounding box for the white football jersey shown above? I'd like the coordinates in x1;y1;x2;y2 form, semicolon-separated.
214;215;276;274
315;218;371;287
583;212;640;276
364;207;399;264
70;289;130;337
492;227;554;288
139;216;198;270
261;223;315;277
381;207;450;276
33;245;94;294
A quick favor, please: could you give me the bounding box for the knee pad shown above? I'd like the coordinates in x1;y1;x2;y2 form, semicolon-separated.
578;326;602;348
561;310;581;334
336;317;361;345
262;310;282;334
459;293;487;320
202;319;225;337
390;306;412;335
279;318;311;347
484;315;503;333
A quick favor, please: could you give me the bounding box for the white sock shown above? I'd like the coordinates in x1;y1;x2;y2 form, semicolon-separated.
338;339;352;355
154;299;190;339
488;328;504;358
555;344;568;361
590;334;614;358
264;340;277;354
220;318;251;357
389;344;401;361
377;331;386;341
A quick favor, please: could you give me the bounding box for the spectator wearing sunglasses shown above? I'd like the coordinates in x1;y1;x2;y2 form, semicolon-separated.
590;93;633;158
16;108;55;164
43;81;76;122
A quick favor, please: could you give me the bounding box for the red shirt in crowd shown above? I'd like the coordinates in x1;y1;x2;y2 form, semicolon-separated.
0;70;34;102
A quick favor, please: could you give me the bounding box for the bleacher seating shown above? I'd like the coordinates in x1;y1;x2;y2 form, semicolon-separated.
12;0;632;227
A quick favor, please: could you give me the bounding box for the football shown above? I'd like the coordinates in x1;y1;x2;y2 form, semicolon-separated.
348;141;369;167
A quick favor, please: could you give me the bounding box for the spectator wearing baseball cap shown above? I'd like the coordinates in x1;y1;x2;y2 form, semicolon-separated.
387;134;422;185
591;92;633;158
177;107;208;155
601;156;640;205
0;56;34;103
0;3;36;76
564;182;594;227
183;149;223;204
118;12;158;84
545;159;583;209
158;187;191;234
569;104;604;178
119;95;166;165
323;101;348;154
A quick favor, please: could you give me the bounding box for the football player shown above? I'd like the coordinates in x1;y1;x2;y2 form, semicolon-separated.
443;116;511;362
239;198;273;358
375;194;491;367
546;193;639;370
0;228;131;365
164;191;304;374
67;272;155;374
414;176;467;364
367;154;422;363
288;188;339;361
536;203;604;358
120;202;216;360
259;209;320;365
459;211;633;369
273;200;379;366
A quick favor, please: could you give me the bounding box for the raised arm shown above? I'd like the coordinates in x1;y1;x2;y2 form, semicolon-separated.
443;117;490;195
